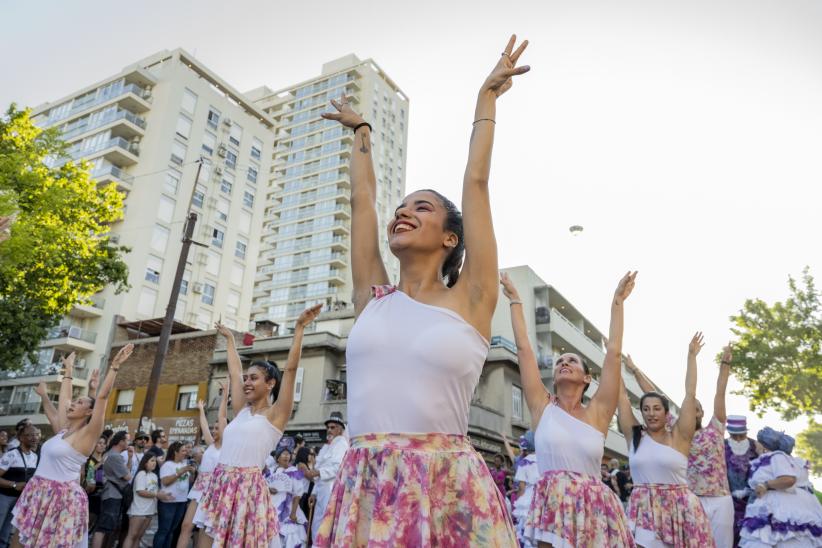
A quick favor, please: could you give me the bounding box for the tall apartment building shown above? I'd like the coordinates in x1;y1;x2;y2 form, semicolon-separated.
246;55;409;327
0;49;275;431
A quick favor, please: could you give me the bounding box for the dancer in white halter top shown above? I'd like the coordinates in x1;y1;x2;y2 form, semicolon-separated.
618;333;714;548
501;271;637;547
314;35;530;547
12;345;134;547
194;305;320;548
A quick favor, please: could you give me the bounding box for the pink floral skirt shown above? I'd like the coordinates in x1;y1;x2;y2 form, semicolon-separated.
188;470;212;502
525;469;635;547
11;475;88;547
314;432;517;547
627;483;715;548
194;463;279;547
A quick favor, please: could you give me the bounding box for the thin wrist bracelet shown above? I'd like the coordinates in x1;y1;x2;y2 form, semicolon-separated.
509;300;523;306
473;118;496;125
352;122;372;134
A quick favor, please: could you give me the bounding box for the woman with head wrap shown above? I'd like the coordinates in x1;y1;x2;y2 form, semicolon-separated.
511;431;538;547
739;427;822;547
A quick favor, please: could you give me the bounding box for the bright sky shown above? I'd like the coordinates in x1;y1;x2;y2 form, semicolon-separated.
3;0;820;482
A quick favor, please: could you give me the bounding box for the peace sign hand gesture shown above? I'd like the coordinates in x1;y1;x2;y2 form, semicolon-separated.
321;96;365;129
481;35;530;98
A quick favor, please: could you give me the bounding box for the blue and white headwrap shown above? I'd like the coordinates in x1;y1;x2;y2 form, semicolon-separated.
519;431;535;452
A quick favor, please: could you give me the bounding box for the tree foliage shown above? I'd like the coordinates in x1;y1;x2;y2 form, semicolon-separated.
0;105;129;369
797;420;822;477
725;267;822;420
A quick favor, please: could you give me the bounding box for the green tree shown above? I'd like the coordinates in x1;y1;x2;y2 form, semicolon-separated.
797;420;822;477
725;267;822;420
0;105;129;369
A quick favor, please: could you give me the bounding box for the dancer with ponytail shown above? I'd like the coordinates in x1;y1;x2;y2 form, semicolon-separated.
194;304;320;548
314;35;529;546
11;345;134;547
618;333;714;547
501;271;637;547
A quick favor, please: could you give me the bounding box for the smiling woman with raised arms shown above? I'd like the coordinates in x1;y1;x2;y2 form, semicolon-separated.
313;36;529;547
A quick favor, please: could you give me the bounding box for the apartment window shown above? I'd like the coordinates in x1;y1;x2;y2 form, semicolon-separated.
226;290;240;315
206;107;220;130
212;228;224;248
115;389;134;414
220;178;233;195
242;190;254;208
181;89;198;115
176;115;192;140
179;273;190;295
229;123;242;146
202;132;217;156
247;167;258;184
158;195;175;223
230;263;244;286
225;150;237;169
251;137;263;160
216;198;230;223
170;141;186;165
137;287;158;317
205;251;220;276
151;225;170;254
176;385;199;411
202;283;215;305
164;171;180;195
145;255;162;284
192;184;206;208
512;385;523;422
234;238;247;260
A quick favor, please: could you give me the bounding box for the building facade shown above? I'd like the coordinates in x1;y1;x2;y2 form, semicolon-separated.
246;55;409;328
1;49;275;430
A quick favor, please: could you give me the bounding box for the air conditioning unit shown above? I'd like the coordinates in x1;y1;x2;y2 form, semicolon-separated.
222;117;232;127
217;145;227;158
192;282;204;294
75;358;87;369
128;142;140;154
206;197;218;209
214;166;223;176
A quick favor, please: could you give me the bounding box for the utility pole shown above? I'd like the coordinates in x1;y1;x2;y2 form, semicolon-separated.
139;158;207;432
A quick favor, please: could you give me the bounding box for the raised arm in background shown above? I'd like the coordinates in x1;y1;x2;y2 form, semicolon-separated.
34;381;59;432
215;322;246;416
499;431;517;466
455;36;529;337
617;375;640;447
588;272;637;433
267;305;322;431
217;381;229;438
500;272;550;425
197;399;213;447
672;332;703;455
56;351;77;430
625;354;659;395
72;344;133;456
321;99;388;315
713;344;732;424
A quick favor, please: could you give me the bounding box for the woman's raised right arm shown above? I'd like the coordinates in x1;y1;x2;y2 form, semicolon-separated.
322;99;389;315
216;322;246;415
674;332;703;452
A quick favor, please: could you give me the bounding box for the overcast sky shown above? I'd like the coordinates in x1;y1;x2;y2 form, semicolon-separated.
4;0;821;482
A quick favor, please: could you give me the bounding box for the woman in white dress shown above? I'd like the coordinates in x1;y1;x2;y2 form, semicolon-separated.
265;448;308;548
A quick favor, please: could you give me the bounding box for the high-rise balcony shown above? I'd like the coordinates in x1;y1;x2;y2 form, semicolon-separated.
549;308;605;368
0;360;91;382
45;81;153;127
60;108;146;143
66;136;139;166
90;162;134;192
69;296;106;319
42;325;97;352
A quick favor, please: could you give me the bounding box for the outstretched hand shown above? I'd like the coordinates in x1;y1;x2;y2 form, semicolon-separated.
112;343;133;368
89;368;100;395
60;351;77;372
321;96;365;129
34;381;48;398
499;272;521;301
214;321;233;339
296;304;323;329
481;35;530;98
688;332;705;357
614;271;637;304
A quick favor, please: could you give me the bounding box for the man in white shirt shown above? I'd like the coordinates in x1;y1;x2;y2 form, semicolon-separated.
0;424;38;547
122;431;148;479
308;412;349;541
